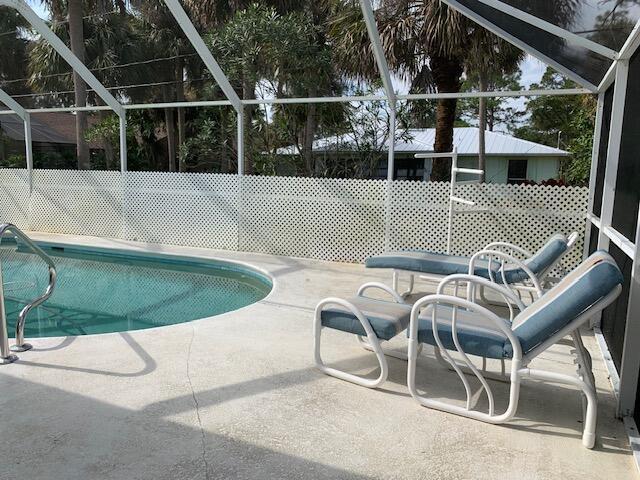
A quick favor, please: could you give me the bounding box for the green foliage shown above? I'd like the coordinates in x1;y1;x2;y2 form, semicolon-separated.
513;68;596;185
458;71;524;132
178;108;238;173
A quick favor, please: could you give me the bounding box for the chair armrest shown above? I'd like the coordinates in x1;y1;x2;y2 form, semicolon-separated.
483;241;533;259
409;293;522;360
436;273;526;321
357;282;404;303
469;249;543;299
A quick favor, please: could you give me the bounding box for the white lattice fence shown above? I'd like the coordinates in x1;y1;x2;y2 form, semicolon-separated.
0;169;30;229
123;172;239;250
388;180;588;271
239;176;386;262
0;169;588;266
30;170;123;238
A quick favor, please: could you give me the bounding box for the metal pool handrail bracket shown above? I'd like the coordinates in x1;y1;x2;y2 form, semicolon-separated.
0;224;57;360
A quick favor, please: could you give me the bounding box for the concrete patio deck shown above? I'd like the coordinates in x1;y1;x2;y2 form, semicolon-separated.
0;233;636;480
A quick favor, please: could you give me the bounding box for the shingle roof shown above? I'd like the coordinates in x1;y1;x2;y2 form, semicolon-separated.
0;113;102;148
277;127;569;157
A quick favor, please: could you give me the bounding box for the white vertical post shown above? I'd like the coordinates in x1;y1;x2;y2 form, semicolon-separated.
583;92;605;259
447;149;459;255
384;102;396;251
119;114;127;172
23;114;33;191
618;206;640;417
598;61;629;250
237;109;244;176
359;0;397;253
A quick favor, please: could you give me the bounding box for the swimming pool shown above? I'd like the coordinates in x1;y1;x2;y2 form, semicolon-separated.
0;242;272;338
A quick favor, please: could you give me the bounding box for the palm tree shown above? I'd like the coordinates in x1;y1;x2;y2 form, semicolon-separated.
464;31;524;182
37;0;129;169
329;0;470;179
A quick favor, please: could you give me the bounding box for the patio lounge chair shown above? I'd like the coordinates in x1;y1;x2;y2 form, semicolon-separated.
365;232;578;299
407;250;623;448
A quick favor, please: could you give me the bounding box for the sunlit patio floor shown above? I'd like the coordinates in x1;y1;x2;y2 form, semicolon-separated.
0;233;636;480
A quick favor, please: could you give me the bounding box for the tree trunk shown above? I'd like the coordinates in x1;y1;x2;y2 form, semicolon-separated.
430;55;463;181
67;0;90;169
98;110;115;169
163;85;176;172
175;60;186;172
487;106;495;132
478;70;487;183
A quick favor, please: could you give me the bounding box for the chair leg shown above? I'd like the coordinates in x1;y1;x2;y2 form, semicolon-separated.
392;271;415;298
313;301;388;389
522;368;597;449
407;338;521;424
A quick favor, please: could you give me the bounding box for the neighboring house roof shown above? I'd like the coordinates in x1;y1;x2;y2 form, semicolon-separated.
0;112;102;148
277;127;569;157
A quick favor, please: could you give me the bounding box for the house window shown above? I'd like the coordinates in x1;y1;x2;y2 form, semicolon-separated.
507;159;528;184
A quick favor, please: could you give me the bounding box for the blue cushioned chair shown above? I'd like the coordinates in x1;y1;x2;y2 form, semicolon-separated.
407;251;622;449
365;232;578;299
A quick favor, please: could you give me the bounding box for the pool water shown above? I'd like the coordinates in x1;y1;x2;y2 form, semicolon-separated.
0;243;271;338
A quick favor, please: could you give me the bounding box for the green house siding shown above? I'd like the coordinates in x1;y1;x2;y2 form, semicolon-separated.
456;156;561;183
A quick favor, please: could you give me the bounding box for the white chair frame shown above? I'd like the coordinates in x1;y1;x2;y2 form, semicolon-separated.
314;282;421;388
407;273;621;449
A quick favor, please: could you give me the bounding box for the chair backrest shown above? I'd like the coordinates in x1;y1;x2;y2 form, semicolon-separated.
523;233;569;275
512;251;623;356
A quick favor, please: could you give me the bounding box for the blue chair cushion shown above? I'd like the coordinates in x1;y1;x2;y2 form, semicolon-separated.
510;251;623;356
365;234;569;285
321;297;411;340
413;305;511;359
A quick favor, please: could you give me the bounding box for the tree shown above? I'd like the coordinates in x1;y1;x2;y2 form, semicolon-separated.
29;2;145;169
463;31;523;181
513;67;596;185
329;0;526;180
459;71;524;132
206;3;341;175
0;7;30;99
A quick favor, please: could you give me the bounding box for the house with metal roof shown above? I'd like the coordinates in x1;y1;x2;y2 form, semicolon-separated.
277;127;569;183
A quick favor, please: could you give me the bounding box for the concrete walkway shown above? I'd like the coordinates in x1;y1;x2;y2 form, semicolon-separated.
0;233;636;480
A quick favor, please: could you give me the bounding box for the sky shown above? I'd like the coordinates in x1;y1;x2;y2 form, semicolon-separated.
26;0;47;19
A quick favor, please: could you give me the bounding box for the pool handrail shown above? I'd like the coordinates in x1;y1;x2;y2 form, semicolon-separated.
0;224;57;359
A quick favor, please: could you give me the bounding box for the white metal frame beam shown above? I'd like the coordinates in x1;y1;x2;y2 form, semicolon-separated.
359;0;398;252
162;0;244;174
162;0;241;111
0;88;591;117
0;88;33;188
476;0;618;60
597;61;629;251
440;0;599;92
0;0;128;171
583;92;605;260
